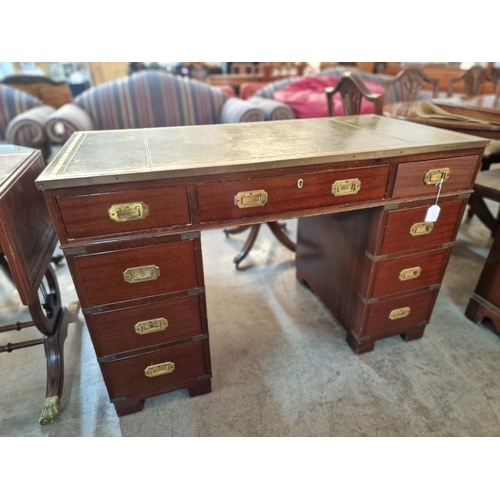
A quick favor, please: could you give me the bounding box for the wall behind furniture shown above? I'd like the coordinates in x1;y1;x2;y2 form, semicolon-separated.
88;62;128;86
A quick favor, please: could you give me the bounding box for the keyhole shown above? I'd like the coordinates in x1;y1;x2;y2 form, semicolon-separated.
297;179;304;189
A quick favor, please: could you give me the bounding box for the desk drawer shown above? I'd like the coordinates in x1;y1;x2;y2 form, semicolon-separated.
369;248;450;299
57;186;190;240
197;165;389;222
363;288;437;336
73;240;200;308
101;339;209;400
392;155;478;199
87;295;204;358
378;200;465;255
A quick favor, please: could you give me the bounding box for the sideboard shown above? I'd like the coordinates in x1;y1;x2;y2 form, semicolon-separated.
35;115;488;416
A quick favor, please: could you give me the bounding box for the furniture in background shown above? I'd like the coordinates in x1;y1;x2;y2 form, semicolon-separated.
1;75;73;109
0;146;77;424
245;66;441;121
380;63;499;95
36;116;486;416
386;66;440;101
447;65;499;97
466;169;500;237
208;63;307;96
325;71;384;116
43;70;265;145
0;84;54;160
383;95;500;140
465;168;500;335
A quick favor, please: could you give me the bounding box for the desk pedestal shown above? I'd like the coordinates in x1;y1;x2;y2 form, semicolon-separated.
297;198;464;353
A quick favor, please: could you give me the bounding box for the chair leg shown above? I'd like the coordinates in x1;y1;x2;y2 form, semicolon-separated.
467;195;500;236
233;224;261;269
226;221;296;270
267;221;296;252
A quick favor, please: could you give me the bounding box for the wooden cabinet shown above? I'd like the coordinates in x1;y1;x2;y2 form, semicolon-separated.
36;116;487;416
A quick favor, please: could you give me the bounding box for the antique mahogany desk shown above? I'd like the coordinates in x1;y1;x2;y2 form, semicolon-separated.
35;116;488;416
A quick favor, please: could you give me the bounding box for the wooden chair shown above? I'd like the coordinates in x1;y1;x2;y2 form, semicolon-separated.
447;65;499;97
325;71;384;116
386;66;440;101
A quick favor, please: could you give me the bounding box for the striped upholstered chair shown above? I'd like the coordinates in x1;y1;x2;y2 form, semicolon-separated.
0;84;55;160
44;70;265;144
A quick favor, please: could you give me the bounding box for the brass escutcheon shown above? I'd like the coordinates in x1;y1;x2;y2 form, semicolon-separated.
135;317;168;335
424;168;450;186
123;265;160;283
410;222;434;236
331;178;361;196
144;361;175;378
234;190;268;208
399;266;422;281
108;201;149;222
389;307;411;320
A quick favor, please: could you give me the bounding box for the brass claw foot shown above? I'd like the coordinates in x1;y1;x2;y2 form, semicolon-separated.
39;395;60;425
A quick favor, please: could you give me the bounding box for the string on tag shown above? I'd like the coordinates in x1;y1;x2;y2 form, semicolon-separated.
424;177;443;223
434;177;443;205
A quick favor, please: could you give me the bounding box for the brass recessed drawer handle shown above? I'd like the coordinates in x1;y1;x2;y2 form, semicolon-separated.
389;307;411;320
135;317;168;335
144;361;175;378
399;266;422;281
108;201;149;222
410;222;434;236
123;265;160;283
234;190;268;208
424;168;450;185
331;178;361;196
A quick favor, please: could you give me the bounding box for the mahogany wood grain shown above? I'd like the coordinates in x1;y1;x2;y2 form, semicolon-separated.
367;248;450;298
73;240;200;309
0;152;57;303
86;295;205;358
296;207;384;332
57;186;190;240
377;200;466;255
392;155;480;199
100;339;209;400
197;165;390;223
361;288;437;336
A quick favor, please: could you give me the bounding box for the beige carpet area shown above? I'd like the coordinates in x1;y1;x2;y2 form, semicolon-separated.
0;206;500;436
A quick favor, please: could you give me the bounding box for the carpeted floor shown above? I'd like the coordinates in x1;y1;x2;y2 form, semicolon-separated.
1;191;500;436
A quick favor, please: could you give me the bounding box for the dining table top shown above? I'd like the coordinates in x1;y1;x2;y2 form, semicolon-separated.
383;94;500;140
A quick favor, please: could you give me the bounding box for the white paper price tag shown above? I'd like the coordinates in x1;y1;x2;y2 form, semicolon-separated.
425;204;441;222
